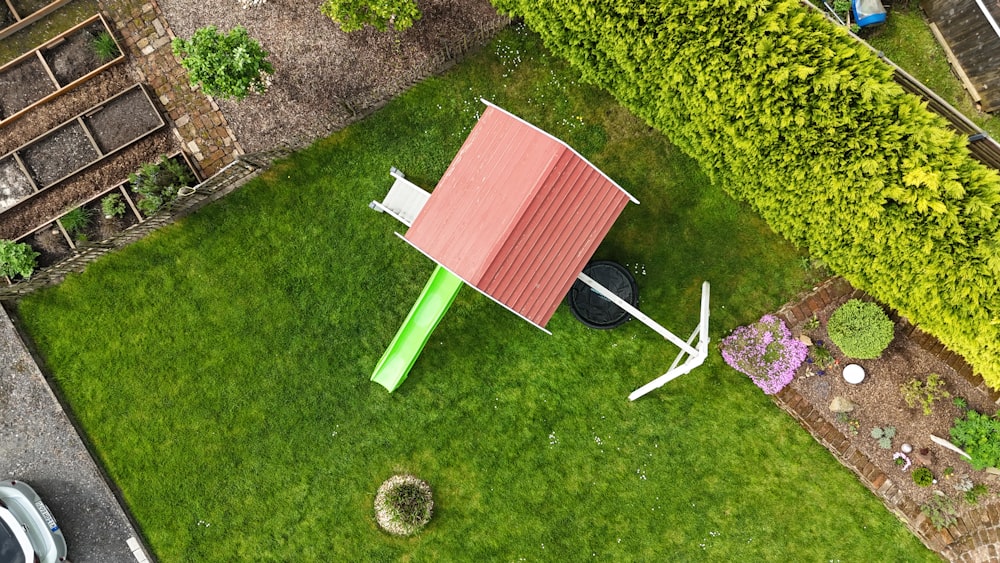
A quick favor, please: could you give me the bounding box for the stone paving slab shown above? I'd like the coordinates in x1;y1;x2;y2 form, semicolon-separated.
98;0;240;177
773;278;1000;562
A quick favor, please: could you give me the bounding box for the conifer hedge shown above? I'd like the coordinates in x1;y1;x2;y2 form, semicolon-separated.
491;0;1000;388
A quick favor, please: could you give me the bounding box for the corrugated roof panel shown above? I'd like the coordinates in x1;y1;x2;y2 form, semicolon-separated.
405;107;564;284
404;103;634;329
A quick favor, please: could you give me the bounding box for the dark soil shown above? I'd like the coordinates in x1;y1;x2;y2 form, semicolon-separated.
82;86;162;153
0;63;133;155
0;5;13;30
19;121;99;187
788;293;1000;509
78;191;139;242
0;156;36;211
10;0;55;18
0;55;56;117
25;222;72;267
41;22;105;86
0;132;174;240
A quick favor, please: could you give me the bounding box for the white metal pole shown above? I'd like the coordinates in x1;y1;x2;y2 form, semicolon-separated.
576;272;698;357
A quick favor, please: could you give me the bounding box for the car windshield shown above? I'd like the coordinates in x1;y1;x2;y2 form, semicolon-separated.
0;518;27;563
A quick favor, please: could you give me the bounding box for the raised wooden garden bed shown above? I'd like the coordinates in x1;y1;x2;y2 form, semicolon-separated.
0;83;165;214
47;150;198;247
0;0;72;41
0;14;124;126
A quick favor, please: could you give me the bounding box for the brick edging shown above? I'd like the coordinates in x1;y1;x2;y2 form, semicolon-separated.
771;277;1000;561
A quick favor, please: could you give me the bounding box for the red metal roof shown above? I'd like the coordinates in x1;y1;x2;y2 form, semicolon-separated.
404;102;636;329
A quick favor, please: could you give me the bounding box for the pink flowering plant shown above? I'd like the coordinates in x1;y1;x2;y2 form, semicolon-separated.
720;315;808;394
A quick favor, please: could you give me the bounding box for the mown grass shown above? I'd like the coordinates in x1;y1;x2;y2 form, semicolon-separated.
868;4;1000;139
17;26;935;561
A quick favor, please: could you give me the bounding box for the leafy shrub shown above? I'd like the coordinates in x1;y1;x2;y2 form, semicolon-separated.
836;412;860;436
899;373;950;415
964;483;989;505
950;410;1000;470
92;31;119;62
720;315;807;395
374;474;433;536
60;207;92;237
921;494;958;530
320;0;421;32
130;155;194;215
101;193;126;219
0;240;39;279
171;26;273;100
492;0;1000;389
826;300;894;359
912;467;934;487
870;426;895;449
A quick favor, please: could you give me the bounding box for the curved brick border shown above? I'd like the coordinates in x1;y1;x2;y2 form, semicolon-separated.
771;277;1000;562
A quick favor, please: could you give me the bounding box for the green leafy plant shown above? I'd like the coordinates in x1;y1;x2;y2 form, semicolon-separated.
92;31;119;62
0;240;39;279
320;0;421;32
836;412;860;435
899;373;950;415
373;474;433;536
491;0;1000;390
101;193;127;219
950;410;1000;470
911;467;934;487
920;494;958;530
827;300;895;359
953;396;968;410
803;315;820;331
60;207;92;237
943;466;955;479
130;155;194;215
809;340;836;369
964;483;989;505
870;426;896;449
171;26;273;100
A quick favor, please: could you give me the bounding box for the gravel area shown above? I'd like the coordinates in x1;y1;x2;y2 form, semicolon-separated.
155;0;506;152
0;304;142;563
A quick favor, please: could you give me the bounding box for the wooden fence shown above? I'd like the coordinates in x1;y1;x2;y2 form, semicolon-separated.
804;0;1000;169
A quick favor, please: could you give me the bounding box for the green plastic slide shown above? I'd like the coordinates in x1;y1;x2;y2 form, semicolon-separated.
371;264;464;392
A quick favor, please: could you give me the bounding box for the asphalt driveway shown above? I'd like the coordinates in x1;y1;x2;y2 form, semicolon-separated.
0;306;146;563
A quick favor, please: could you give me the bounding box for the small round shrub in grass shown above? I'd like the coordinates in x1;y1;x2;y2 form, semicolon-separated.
826;299;894;359
374;474;433;536
912;467;934;487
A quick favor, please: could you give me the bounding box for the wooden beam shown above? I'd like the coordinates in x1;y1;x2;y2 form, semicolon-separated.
928;22;983;104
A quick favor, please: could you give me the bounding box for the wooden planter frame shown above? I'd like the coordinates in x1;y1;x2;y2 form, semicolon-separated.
0;0;72;41
0;13;125;127
0;83;166;215
48;150;200;247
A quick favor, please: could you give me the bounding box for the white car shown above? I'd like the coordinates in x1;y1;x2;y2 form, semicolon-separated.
0;480;68;563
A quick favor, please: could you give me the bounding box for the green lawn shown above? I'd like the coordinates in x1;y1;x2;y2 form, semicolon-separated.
17;26;935;561
868;4;1000;139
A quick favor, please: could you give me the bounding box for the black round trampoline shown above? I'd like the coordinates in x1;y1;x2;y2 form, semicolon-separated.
566;261;639;329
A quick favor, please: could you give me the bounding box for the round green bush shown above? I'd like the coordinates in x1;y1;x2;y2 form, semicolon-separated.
912;467;934;487
374;474;433;536
826;299;894;359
